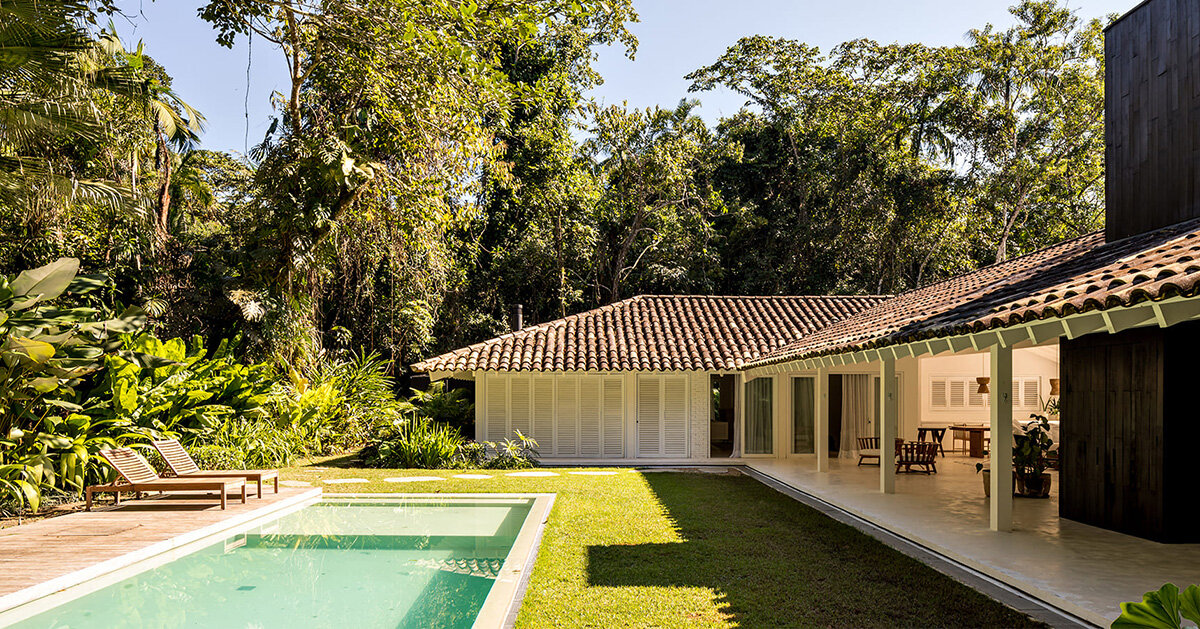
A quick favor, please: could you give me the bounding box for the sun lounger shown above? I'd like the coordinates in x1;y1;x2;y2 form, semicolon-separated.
151;439;278;498
86;448;246;510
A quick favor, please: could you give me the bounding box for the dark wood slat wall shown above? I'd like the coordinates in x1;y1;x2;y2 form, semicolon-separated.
1060;322;1199;542
1105;0;1200;241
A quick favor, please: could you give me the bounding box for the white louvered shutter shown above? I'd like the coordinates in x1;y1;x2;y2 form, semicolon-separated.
968;380;986;407
662;376;688;457
949;380;966;408
509;376;531;441
1011;378;1022;407
637;376;661;457
930;379;947;408
555;377;578;456
485;376;508;442
1023;378;1040;410
602;377;624;457
579;377;602;456
532;377;555;451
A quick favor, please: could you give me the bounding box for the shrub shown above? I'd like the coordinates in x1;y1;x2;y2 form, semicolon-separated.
405;381;474;435
364;417;464;469
187;445;248;471
483;431;540;469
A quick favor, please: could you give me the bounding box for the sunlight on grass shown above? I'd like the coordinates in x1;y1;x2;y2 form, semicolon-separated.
282;463;1044;628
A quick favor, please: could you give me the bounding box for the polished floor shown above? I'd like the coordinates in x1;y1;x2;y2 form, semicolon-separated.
748;454;1200;627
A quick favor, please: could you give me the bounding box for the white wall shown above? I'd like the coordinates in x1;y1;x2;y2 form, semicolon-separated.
916;345;1059;425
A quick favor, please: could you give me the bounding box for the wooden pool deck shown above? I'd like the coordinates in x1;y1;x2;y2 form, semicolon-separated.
0;486;320;613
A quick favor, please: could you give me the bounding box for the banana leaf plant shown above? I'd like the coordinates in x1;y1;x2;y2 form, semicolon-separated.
1112;583;1200;628
0;258;147;513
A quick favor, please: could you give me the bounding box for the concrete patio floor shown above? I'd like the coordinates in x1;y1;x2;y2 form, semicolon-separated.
746;454;1200;627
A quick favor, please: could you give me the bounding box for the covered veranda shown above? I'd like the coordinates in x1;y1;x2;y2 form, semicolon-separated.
742;296;1200;626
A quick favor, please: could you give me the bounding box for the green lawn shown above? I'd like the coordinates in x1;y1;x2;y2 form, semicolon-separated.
282;462;1044;628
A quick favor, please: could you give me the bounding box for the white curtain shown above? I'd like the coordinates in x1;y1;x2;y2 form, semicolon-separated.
839;374;872;457
744;378;774;455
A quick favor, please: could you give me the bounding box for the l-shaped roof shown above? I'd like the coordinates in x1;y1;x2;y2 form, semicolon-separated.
413;294;888;373
747;217;1200;368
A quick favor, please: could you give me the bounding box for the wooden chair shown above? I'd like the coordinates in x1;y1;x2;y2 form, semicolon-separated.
86;448;246;511
896;441;939;474
950;427;969;453
153;439;278;498
918;427;947;456
857;437;880;466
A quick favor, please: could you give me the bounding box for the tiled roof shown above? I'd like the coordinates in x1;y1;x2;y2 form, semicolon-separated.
747;218;1200;368
413;295;888;373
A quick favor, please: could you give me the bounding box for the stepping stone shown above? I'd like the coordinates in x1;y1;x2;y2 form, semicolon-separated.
322;478;369;484
568;471;618;476
279;480;312;487
505;471;559;477
383;476;444;483
452;474;493;479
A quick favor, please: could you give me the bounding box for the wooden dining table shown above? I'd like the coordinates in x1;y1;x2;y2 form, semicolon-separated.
948;424;991;458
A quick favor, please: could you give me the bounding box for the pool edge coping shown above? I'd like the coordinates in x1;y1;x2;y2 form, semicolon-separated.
0;487;323;622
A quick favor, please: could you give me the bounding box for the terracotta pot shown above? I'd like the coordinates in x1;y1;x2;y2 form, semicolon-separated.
1016;472;1052;498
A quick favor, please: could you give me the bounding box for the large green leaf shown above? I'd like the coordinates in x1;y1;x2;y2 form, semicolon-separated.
1;336;55;365
1180;585;1200;626
7;258;79;309
1113;584;1185;629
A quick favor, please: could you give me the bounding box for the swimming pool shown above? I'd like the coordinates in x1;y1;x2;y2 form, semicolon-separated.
3;495;551;628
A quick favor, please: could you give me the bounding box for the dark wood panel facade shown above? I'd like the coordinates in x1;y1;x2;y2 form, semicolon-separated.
1060;322;1200;542
1105;0;1200;241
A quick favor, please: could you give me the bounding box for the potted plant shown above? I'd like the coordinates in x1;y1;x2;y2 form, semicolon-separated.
974;414;1055;498
1013;414;1054;498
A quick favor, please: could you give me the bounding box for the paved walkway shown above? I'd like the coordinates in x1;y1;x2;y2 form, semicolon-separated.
747;456;1200;626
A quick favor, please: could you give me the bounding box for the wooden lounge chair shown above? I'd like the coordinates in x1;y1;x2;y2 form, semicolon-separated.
896;441;939;474
152;439;278;498
86;448;246;511
857;437;880;466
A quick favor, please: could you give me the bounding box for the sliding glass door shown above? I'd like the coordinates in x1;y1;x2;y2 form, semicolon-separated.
744;378;773;455
792;377;815;454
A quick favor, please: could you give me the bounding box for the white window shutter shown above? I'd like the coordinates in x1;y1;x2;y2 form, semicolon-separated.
555;377;578;456
509;376;531;440
579;377;602;456
1011;378;1022;408
968;380;986;407
637;376;661;457
949;380;966;408
532;377;554;449
485;376;508;442
662;376;688;457
1023;378;1040;410
930;379;948;408
602;377;624;457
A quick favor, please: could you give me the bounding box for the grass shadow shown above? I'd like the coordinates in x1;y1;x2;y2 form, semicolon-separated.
587;472;1044;628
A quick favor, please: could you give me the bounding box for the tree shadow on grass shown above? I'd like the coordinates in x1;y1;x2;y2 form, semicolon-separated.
587;472;1045;628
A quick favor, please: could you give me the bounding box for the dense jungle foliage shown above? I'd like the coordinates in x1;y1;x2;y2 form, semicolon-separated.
0;0;1110;510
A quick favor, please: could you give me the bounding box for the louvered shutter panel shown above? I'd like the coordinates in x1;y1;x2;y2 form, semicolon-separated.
509;376;531;440
637;376;661;457
532;377;555;450
485;376;508;442
555;377;578;456
602;377;624;457
968;380;986;407
1023;378;1040;409
662;376;688;457
1012;379;1022;407
579;377;602;456
949;380;966;408
930;379;948;408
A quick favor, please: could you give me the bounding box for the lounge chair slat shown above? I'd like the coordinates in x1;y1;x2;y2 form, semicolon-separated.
151;439;201;475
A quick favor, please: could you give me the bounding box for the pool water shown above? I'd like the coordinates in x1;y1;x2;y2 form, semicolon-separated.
12;498;534;629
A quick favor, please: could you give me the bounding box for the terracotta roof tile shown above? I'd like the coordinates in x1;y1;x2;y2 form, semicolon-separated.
747;218;1200;368
413;295;888;373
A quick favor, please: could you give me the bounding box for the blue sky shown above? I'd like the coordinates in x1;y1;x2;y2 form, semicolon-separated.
113;0;1133;154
